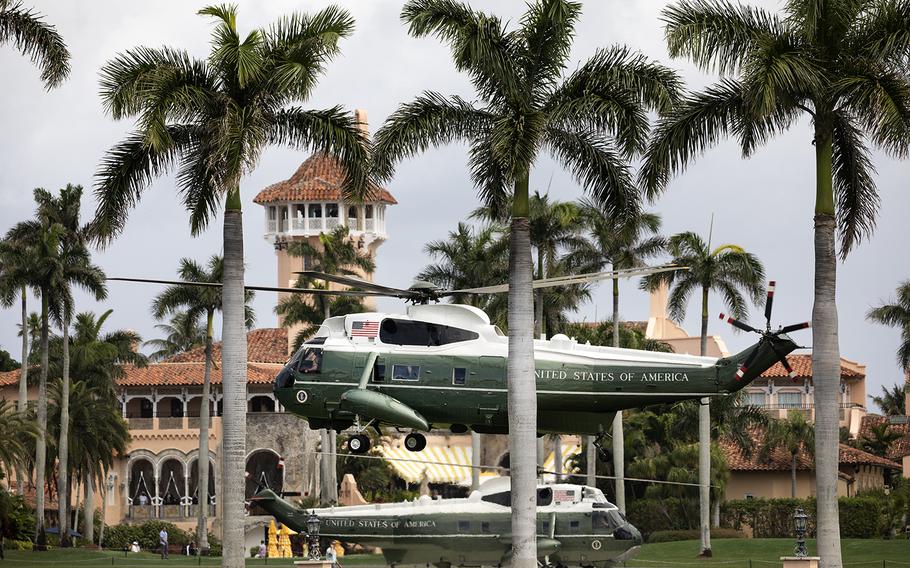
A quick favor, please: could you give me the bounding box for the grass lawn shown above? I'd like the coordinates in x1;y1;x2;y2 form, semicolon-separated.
0;539;904;567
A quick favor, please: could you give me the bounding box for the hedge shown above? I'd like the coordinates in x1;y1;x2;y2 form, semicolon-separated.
721;496;888;538
649;529;746;543
104;521;191;551
626;498;699;537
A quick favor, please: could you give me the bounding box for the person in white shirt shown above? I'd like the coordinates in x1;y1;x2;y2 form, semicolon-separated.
130;541;140;553
325;544;337;567
159;528;169;559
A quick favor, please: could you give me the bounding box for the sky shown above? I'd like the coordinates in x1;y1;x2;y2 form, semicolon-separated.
0;1;907;411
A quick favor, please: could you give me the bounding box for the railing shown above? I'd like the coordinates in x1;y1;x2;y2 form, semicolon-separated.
326;217;340;230
291;218;305;231
364;218;375;232
267;219;277;233
158;417;184;430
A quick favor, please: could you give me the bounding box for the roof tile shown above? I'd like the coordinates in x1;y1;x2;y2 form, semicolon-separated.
253;154;397;205
760;354;865;380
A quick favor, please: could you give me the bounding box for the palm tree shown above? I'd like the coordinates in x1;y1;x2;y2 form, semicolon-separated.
0;0;70;88
867;280;910;373
567;203;665;511
0;398;36;476
859;421;901;458
374;2;680;559
643;230;764;556
92;6;373;563
759;410;816;498
5;187;106;545
870;383;906;416
144;312;206;362
642;3;910;564
278;226;372;505
0;237;34;419
151;255;254;552
63;310;140;544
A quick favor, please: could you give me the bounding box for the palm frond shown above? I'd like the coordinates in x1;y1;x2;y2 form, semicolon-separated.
373;92;492;182
0;0;70;88
850;0;910;62
835;67;910;158
740;32;822;117
545;126;639;218
662;0;783;74
518;0;582;101
831;111;879;257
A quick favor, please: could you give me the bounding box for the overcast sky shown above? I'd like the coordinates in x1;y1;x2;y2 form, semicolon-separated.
1;1;907;410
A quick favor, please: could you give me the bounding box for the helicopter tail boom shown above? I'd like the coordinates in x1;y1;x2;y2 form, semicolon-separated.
717;333;799;390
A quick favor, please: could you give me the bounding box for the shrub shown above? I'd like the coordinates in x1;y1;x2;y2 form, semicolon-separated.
104;521;191;551
2;539;33;551
722;495;890;538
626;498;699;537
839;497;885;538
648;529;747;543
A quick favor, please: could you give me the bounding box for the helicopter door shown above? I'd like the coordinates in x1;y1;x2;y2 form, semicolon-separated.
477;356;504;424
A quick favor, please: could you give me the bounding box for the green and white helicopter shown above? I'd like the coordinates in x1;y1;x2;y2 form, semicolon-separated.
113;268;807;455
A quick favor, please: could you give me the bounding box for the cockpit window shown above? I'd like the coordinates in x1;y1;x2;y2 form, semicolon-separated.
296;348;322;374
379;318;479;346
593;510;627;531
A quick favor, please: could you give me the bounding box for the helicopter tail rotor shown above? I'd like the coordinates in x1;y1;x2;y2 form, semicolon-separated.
719;280;810;382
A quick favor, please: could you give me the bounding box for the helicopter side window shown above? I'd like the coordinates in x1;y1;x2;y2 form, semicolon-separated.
457;521;471;533
373;363;386;383
392;364;420;381
379;318;479;346
452;368;466;386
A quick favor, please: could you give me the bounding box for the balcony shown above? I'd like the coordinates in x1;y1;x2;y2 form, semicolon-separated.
750;402;866;433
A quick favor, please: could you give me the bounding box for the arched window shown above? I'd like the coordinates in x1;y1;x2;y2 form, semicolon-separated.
190;458;216;507
245;450;283;515
129;459;154;518
158;459;185;513
249;396;275;413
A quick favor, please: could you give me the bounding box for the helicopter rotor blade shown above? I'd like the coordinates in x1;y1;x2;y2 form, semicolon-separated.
719;312;760;334
293;271;416;297
764;280;775;328
769;342;798;380
445;264;685;295
107;277;396;298
779;321;811;334
735;344;762;381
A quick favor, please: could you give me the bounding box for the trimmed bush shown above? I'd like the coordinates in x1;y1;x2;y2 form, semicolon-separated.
722;495;890;538
648;529;747;543
104;521;191;551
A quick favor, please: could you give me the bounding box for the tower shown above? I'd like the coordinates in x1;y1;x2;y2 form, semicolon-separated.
254;110;396;352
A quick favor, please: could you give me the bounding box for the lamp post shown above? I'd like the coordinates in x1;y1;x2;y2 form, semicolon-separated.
306;512;321;560
794;507;808;558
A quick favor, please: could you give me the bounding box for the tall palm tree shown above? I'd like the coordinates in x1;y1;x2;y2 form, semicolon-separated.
642;3;910;565
567;203;665;511
374;2;680;560
144;312;206;362
758;410;816;498
278;225;372;505
92;6;373;563
0;0;70;88
0;398;36;476
0;237;34;420
867;280;910;374
870;383;906;416
5;187;106;545
643;230;764;556
151;255;253;552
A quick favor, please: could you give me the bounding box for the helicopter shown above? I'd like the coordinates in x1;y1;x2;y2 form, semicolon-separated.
110;268;808;455
251;477;642;568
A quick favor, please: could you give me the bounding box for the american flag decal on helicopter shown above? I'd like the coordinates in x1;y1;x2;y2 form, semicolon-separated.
351;320;380;337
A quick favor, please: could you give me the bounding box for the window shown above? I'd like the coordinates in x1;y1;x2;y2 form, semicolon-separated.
392;365;420;381
453;368;467;386
268;206;276;220
457;521;470;532
481;522;491;533
348;206;358;218
746;391;767;407
325;203;339;218
373;363;386;383
294;204;305;219
308;203;322;218
380;318;479;346
569;520;580;531
140;399;153;418
541;521;549;534
594;510;625;530
779;391;803;409
170;398;183;418
365;204;374;219
296;348;323;374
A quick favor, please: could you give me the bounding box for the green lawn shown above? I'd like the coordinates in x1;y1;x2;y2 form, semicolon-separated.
0;540;905;567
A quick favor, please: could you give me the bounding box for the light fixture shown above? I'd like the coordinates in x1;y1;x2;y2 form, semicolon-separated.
306;512;321;560
793;507;809;558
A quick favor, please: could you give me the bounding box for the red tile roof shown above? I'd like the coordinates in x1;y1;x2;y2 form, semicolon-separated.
166;328;289;364
0;369;18;387
720;429;900;471
760;353;866;380
859;414;910;460
253;154;397;205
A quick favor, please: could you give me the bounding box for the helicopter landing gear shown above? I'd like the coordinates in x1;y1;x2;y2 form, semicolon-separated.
404;432;427;452
347;434;371;454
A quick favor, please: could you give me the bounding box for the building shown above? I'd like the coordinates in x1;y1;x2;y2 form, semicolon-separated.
0;327;317;548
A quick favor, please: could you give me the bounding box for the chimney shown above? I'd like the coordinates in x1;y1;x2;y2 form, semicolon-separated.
354;108;369;137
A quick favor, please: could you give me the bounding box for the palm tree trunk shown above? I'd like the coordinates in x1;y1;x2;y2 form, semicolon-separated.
612;278;625;513
813;123;842;568
34;289;49;545
197;310;214;553
97;477;106;548
471;432;481;490
84;474;94;545
534;248;544;339
17;286;28;496
507;172;537;568
322;301;337;502
220;192;249;568
699;286;711;555
792;454;798;498
58;314;71;547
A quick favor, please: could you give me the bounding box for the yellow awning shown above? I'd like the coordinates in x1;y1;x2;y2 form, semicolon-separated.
379;443;497;485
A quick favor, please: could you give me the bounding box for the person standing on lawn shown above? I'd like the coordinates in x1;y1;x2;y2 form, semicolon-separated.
159;528;168;559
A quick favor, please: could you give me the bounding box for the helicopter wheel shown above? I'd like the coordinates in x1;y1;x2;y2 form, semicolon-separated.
347;434;371;454
404;432;427;452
